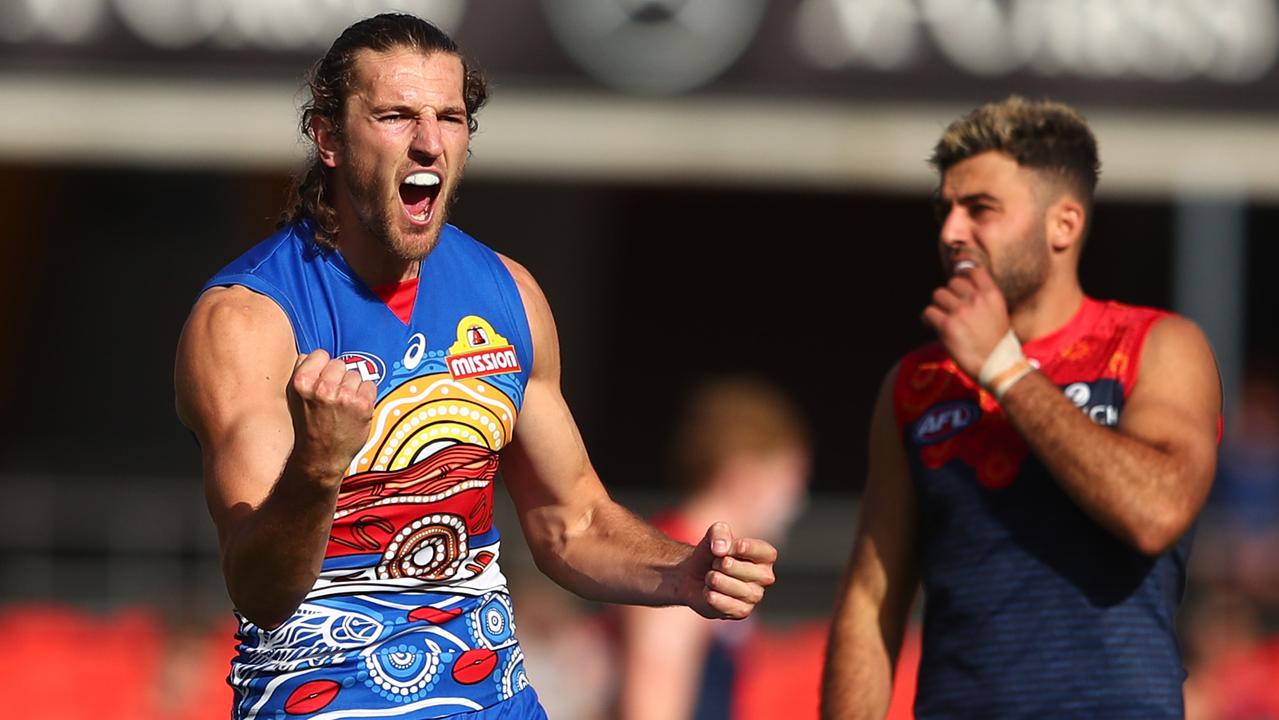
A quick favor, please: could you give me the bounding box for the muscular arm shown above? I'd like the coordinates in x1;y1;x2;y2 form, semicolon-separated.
924;266;1221;556
998;316;1220;555
175;286;374;628
823;366;919;720
498;256;775;619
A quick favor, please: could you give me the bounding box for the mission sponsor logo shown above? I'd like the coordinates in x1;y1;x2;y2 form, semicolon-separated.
448;348;522;380
339;351;384;383
447;315;522;381
913;400;981;445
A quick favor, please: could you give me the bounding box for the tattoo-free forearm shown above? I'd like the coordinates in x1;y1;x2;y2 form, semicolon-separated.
522;498;696;607
999;372;1197;555
822;590;900;720
219;459;343;629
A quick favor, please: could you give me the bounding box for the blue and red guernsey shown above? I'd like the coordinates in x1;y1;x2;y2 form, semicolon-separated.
894;297;1191;719
203;220;534;719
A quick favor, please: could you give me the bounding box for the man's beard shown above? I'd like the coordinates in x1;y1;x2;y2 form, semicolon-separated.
382;213;445;263
343;165;458;263
994;224;1051;311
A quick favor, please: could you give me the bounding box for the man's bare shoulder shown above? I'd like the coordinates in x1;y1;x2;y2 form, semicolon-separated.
189;285;290;329
175;286;296;434
1138;315;1218;387
1144;314;1212;355
496;252;555;334
181;286;295;364
496;253;540;297
870;361;903;434
493;253;561;388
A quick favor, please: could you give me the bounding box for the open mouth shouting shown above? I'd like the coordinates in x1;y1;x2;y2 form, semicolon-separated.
400;171;442;226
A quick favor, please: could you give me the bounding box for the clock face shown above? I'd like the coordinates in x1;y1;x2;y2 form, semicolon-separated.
541;0;768;94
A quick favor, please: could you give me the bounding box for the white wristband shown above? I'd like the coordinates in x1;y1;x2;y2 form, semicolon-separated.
978;330;1034;400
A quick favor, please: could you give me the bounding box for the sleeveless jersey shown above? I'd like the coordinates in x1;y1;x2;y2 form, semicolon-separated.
894;297;1190;719
203;221;535;719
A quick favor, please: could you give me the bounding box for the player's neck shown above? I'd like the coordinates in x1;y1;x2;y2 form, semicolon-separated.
1010;274;1084;342
336;230;420;288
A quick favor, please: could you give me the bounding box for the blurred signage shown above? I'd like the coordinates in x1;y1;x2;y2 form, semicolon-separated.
796;0;1277;83
540;0;770;94
0;0;464;50
3;0;1279;111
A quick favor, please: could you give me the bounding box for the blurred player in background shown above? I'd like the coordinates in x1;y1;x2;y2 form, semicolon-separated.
174;13;777;719
616;376;812;720
823;96;1222;719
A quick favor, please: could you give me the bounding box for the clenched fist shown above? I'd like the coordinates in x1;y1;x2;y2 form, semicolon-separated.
683;522;778;620
286;349;378;483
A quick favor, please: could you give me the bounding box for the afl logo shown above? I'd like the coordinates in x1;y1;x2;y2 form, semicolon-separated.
339;351;385;383
913;401;981;445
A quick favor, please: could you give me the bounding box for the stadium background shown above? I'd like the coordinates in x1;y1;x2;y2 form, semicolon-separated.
2;1;1277;717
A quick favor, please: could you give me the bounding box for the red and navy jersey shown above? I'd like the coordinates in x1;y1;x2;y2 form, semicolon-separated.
650;512;745;720
203;221;534;719
894;297;1191;719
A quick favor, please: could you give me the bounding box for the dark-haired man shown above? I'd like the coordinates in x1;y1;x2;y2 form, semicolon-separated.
822;97;1221;719
175;14;777;719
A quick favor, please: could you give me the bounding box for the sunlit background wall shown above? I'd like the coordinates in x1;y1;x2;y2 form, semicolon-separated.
2;1;1278;718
